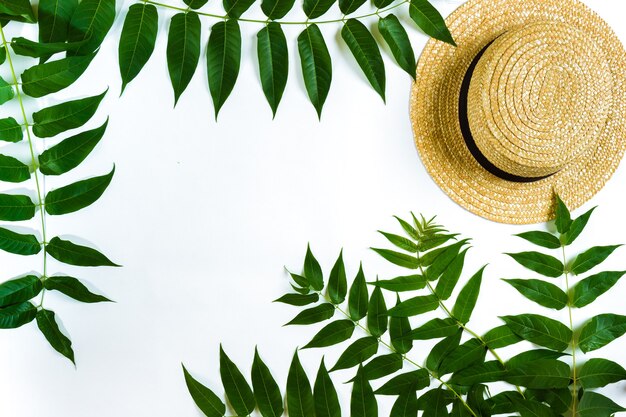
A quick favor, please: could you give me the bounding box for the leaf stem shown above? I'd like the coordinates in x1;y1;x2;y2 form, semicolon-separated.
562;244;578;415
0;26;49;308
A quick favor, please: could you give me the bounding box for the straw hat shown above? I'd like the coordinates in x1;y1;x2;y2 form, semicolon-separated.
410;0;626;224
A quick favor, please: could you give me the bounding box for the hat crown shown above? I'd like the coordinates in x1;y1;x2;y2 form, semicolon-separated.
467;22;614;178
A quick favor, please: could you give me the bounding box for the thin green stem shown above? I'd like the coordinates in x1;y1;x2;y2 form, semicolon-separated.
141;0;408;25
562;245;578;415
0;26;48;308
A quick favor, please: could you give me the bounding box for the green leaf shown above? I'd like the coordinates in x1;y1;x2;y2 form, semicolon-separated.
223;0;255;18
510;396;560;417
0;0;36;23
46;236;119;267
578;391;626;417
303;320;355;349
0;48;4;65
10;37;86;58
67;0;115;55
579;358;626;389
261;0;295;19
36;309;74;363
408;0;455;45
389;297;412;354
43;276;110;303
287;351;314;417
0;227;41;255
507;349;568;369
45;167;114;215
184;0;209;9
554;195;571;234
451;266;484;323
515;231;561;249
38;0;78;45
0;76;14;105
219;346;255;416
482;325;522;349
572;271;625;308
167;12;201;106
297;24;332;118
579;313;626;353
303;0;335;19
207;19;241;118
378;230;418;252
38;120;107;176
182;364;226;417
422;240;469;279
502;278;567;310
21;52;96;97
564;207;594;245
434;249;467;300
419;233;458;253
426;328;462;373
0;193;36;221
257;23;288;117
506;251;564;278
449;360;505;386
501;314;572;351
374;369;429;395
387;294;438;317
525;388;571;415
32;90;106;138
367;285;387;337
504;359;570;388
391;391;418;417
252;348;283;417
331;337;378;372
361;354;402;380
439;338;486;375
0;301;36;328
409;318;458;340
0;154;29;182
378;15;416;78
314;360;340;417
274;292;318;306
289;271;309;288
351;366;377;417
328;250;346;304
348;263;368;320
0;117;23;142
285;303;334;326
341;19;385;101
0;275;42;307
570;245;621;275
484;391;524;415
417;388;454;416
394;215;418;240
118;3;159;93
371;248;419;269
370;275;426;292
339;0;365;15
304;244;324;291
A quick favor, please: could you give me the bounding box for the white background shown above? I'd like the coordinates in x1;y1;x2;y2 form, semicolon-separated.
1;0;626;415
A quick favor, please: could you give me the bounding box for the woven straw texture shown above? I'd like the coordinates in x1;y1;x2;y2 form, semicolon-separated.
410;0;626;224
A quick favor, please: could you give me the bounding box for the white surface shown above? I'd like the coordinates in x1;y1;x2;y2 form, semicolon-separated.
1;0;626;415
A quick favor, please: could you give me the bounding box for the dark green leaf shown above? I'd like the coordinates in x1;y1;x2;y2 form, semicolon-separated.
207;19;241;118
348;264;368;320
408;0;455;45
274;292;318;306
0;193;35;221
438;338;486;375
451;266;484;323
378;15;416;78
0;275;42;307
389;297;412;354
426;328;462;373
0;76;14;104
0;301;36;328
38;120;107;176
0;48;4;64
328;250;346;304
484;391;524;415
504;359;570;388
339;0;365;15
167;12;201;106
449;360;505;386
0;227;41;255
422;240;469;279
554;195;571;234
570;245;621;275
482;325;522;349
510;396;560;417
118;3;159;93
341;19;385;101
408;318;458;340
303;320;355;349
257;23;288;117
261;0;295;19
36;309;74;363
252;348;283;417
38;0;78;45
502;278;567;310
43;276;110;302
515;231;561;249
45;167;114;215
370;275;426;292
418;233;458;253
387;294;438;317
286;303;334;326
289;271;309;288
578;391;626;417
0;154;29;182
21;52;96;97
525;388;571;415
374;369;430;395
287;351;314;417
10;37;86;58
304;244;324;291
303;0;335;19
219;346;255;416
182;364;226;417
501;314;572;351
579;358;626;389
506;251;564;278
417;388;454;416
297;24;332;118
507;349;568;369
393;215;418;240
184;0;209;9
331;337;378;372
223;0;255;18
67;0;115;55
378;230;418;252
371;248;419;269
434;249;467;300
0;0;36;23
367;285;387;337
579;313;626;353
572;271;626;308
0;117;23;142
564;207;594;245
351;366;377;417
314;360;340;417
46;236;119;267
390;391;418;417
361;353;402;380
32;90;106;138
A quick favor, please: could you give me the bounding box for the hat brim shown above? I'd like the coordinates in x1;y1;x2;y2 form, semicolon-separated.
410;0;626;224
